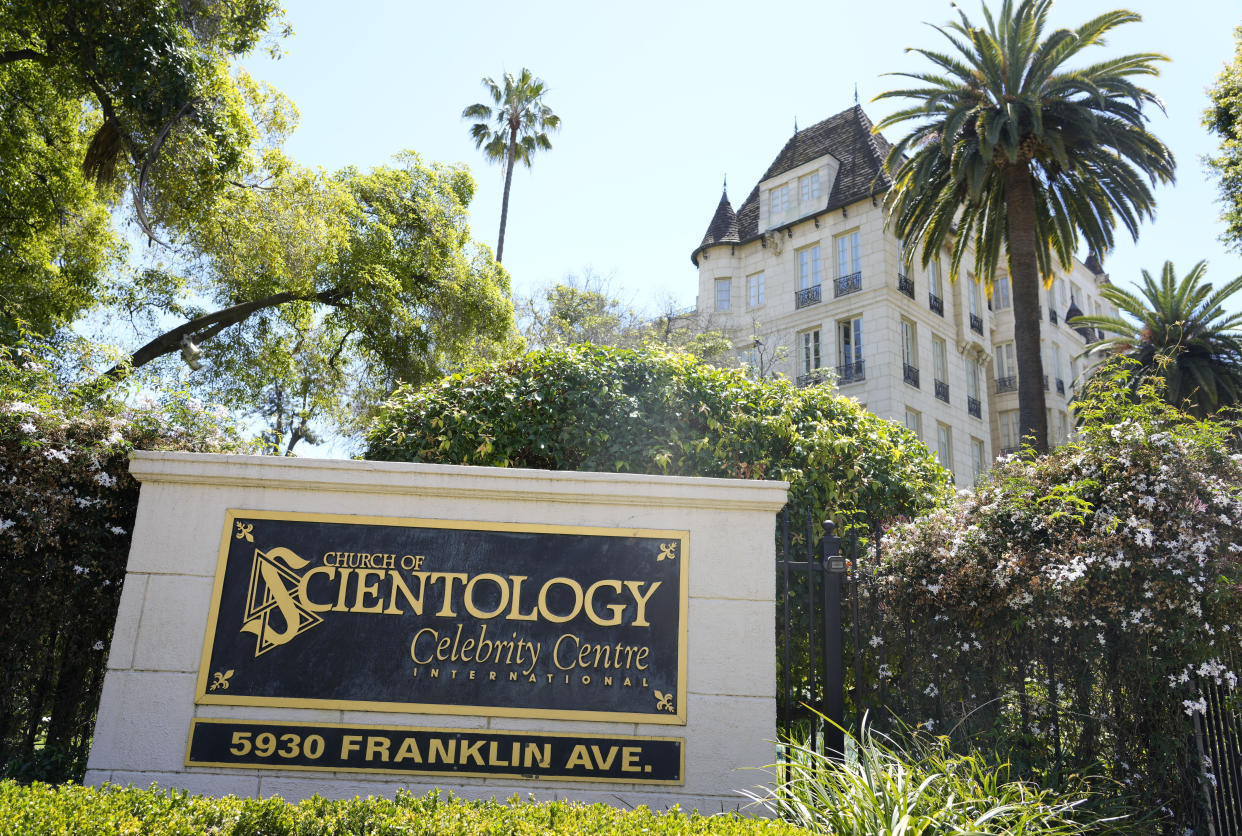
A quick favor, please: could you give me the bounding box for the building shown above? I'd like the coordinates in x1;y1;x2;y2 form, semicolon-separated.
690;106;1116;486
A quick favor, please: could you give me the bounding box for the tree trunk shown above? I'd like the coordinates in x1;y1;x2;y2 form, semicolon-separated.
1003;164;1049;453
496;127;517;263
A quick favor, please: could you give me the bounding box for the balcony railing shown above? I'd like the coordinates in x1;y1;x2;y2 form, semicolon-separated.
934;379;950;403
1049;308;1059;325
837;360;865;384
897;273;915;299
903;363;920;388
995;375;1017;394
835;271;862;297
796;369;827;387
1056;378;1065;396
929;292;944;316
967;396;982;418
999;445;1020;456
970;313;984;334
794;284;822;309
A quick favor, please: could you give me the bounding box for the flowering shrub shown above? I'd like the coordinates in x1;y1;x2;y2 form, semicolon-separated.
856;368;1242;828
0;347;248;783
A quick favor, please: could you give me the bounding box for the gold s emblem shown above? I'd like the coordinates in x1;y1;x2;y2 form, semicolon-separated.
235;522;254;542
209;669;234;690
653;690;675;712
657;542;678;561
239;546;322;657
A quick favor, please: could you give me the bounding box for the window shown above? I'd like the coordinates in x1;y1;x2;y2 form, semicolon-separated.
799;173;820;204
769;185;789;216
936;423;953;470
747;272;766;307
905;407;922;439
1053;344;1063;383
901;319;918;368
995;342;1016;380
968;279;982;317
800;328;822;375
994;276;1012;310
740;347;757;368
928;259;943;298
1046;284;1056;314
798;245;822;290
1056;410;1069;445
971;437;986;483
1057;279;1067;308
714;278;731;312
1070;355;1080;388
836;231;861;277
838;317;863;365
967;359;980;401
1000;410;1020;451
932;336;948;382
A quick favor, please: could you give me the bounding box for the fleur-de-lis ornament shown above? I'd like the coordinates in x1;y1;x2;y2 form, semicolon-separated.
657;542;678;561
653;690;675;712
235;522;254;542
209;669;235;691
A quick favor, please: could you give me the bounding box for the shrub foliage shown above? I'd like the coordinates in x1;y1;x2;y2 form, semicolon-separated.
0;782;808;835
0;349;247;782
365;344;951;525
849;368;1242;828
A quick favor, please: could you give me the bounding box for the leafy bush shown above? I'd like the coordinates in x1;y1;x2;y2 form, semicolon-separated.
752;719;1125;836
0;781;809;835
853;367;1242;828
364;344;951;526
0;346;250;783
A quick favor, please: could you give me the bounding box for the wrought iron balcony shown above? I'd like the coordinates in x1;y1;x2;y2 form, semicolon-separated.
903;363;920;388
796;369;827;387
1056;378;1065;396
970;313;984;334
929;292;944;316
837;360;865;384
794;284;822;309
967;396;981;418
1049;308;1058;325
995;375;1017;394
999;445;1020;456
934;379;950;403
835;271;862;297
897;273;915;299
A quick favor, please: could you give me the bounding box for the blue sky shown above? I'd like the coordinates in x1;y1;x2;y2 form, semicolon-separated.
243;0;1242;316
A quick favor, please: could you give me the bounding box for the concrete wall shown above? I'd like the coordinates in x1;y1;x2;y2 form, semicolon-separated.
85;452;788;812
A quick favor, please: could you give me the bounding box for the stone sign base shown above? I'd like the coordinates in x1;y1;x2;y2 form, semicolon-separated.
85;452;787;811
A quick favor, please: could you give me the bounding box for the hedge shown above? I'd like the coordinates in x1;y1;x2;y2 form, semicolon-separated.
0;781;809;836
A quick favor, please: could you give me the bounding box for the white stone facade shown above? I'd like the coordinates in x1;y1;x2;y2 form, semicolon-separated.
693;109;1116;486
86;451;788;812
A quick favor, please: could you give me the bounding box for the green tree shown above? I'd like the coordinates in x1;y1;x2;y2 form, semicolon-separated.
876;0;1175;452
462;68;560;263
1206;25;1242;250
0;1;286;340
1070;261;1242;416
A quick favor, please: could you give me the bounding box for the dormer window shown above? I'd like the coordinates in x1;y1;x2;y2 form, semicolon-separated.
799;173;820;204
769;185;790;216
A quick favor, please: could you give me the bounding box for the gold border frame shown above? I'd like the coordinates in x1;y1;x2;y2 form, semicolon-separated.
195;509;689;726
185;718;685;786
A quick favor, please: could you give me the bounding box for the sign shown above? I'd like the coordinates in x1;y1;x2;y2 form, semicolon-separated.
186;719;683;784
196;510;688;724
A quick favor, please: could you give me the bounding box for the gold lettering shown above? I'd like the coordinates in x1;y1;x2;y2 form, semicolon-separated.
430;572;469;617
506;575;539;621
410;628;438;664
366;736;390;762
463;573;510;619
553;633;577;670
625;580;661;627
487;741;508;766
394;737;422;763
565;744;592;769
459;739;485;766
350;569;384;613
385;571;428;615
295;565;335;612
333;568;353;611
621;746;642;772
584;579;625;626
524;742;550;768
538;578;584;623
592;745;617;770
340;735;363;759
428;738;455;764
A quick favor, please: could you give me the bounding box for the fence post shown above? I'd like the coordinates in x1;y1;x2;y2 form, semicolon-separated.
822;520;845;760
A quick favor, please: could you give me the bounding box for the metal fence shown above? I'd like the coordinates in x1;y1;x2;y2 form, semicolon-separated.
1196;653;1242;836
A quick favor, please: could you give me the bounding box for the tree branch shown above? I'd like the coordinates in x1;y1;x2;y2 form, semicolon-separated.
102;287;350;380
0;48;51;66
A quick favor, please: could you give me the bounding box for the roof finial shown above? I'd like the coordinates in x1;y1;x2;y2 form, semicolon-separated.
854;83;859;105
722;174;727;194
793;116;798;135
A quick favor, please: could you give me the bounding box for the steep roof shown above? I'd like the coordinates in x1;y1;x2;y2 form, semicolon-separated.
698;188;740;249
693;105;895;265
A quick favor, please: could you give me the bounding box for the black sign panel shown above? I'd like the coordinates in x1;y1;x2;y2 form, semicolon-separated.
196;511;687;723
186;719;683;784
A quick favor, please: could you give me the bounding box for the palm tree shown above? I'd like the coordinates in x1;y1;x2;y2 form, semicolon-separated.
1071;261;1242;417
462;68;561;263
875;0;1175;452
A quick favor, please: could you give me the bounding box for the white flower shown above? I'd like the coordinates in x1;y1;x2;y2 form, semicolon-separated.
107;525;126;536
43;449;70;463
6;401;36;414
105;432;123;446
93;472;117;488
923;718;936;731
72;565;88;575
924;683;939;697
1183;697;1209;716
869;635;884;648
18;422;36;434
92;641;105;651
0;518;14;534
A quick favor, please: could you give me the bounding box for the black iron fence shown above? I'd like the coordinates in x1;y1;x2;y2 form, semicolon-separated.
1196;652;1242;836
